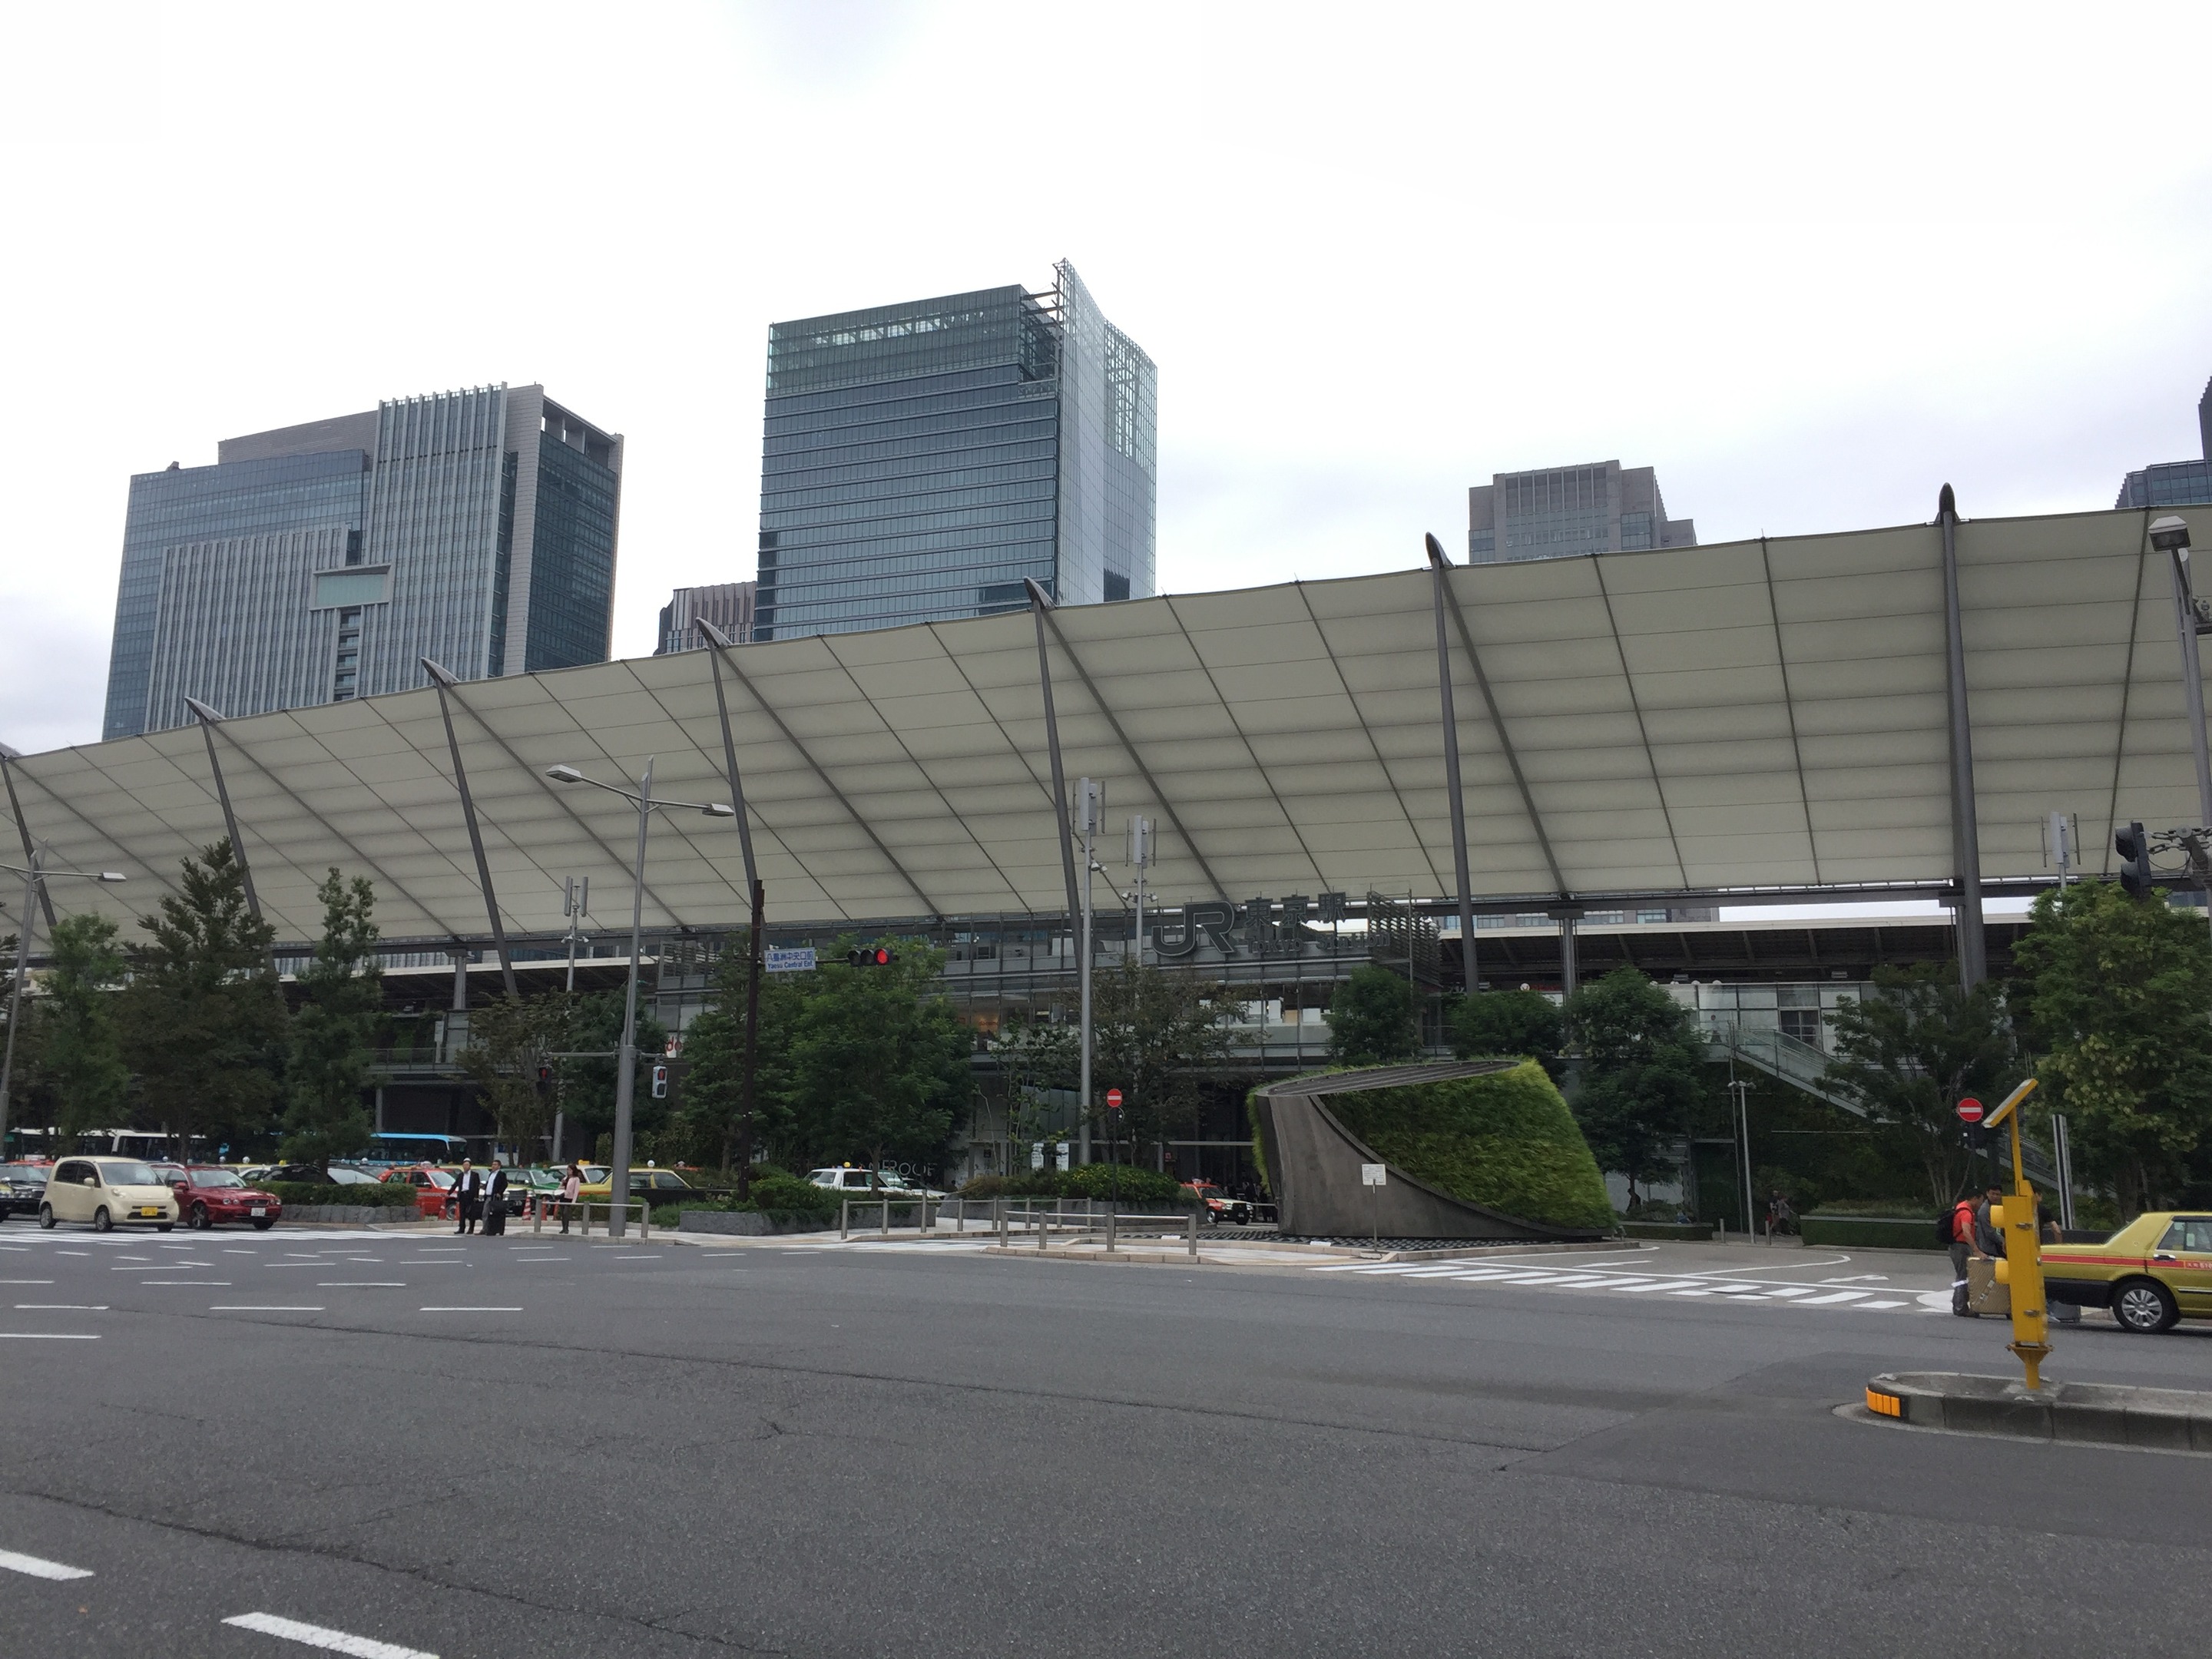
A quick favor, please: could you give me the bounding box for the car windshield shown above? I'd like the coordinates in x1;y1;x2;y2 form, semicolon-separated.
193;1171;247;1188
99;1161;161;1186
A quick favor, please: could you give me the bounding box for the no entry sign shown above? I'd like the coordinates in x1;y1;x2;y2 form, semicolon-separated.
1105;1088;1123;1109
1955;1098;1985;1124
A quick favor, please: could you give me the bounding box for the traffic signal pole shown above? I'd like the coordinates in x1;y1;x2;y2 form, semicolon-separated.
738;877;763;1200
1985;1079;2051;1392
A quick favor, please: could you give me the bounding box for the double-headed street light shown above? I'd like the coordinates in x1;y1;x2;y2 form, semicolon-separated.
545;761;732;1236
1;857;126;1157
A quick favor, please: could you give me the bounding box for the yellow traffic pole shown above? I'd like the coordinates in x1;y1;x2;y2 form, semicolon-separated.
1984;1078;2050;1391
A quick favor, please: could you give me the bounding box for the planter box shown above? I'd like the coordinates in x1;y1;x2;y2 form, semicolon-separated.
1618;1220;1714;1241
1801;1214;1942;1250
282;1205;406;1225
678;1210;833;1237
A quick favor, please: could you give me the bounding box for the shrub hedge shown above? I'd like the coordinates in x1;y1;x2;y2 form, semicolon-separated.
956;1167;1199;1207
1256;1059;1614;1231
260;1181;420;1210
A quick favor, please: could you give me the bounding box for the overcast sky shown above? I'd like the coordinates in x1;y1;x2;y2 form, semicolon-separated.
3;1;2209;758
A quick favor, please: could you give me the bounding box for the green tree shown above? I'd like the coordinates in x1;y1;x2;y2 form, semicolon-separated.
670;936;802;1174
1450;988;1564;1073
119;840;283;1156
281;869;383;1171
1088;961;1237;1163
37;912;129;1138
560;988;669;1163
1564;967;1707;1207
459;992;572;1164
1325;963;1422;1065
784;938;969;1178
2012;880;2212;1214
1822;962;2018;1207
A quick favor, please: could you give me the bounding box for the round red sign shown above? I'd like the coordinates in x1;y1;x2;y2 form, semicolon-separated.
1955;1098;1985;1124
1105;1088;1123;1109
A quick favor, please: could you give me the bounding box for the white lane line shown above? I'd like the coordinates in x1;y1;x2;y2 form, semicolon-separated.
141;1280;230;1286
1536;1275;1628;1288
419;1306;522;1313
211;1306;325;1312
224;1611;436;1657
400;1260;469;1266
1792;1290;1871;1305
316;1282;407;1288
0;1333;100;1339
157;1243;195;1250
1604;1280;1709;1293
0;1280;55;1285
15;1303;108;1310
55;1250;90;1256
1863;1299;1909;1309
223;1249;257;1255
0;1546;94;1580
0;1244;26;1251
114;1263;210;1270
114;1254;151;1261
1761;1287;1817;1299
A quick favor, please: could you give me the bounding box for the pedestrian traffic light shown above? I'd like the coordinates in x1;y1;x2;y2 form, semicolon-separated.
651;1064;669;1099
535;1065;553;1096
2116;821;2153;898
846;946;898;967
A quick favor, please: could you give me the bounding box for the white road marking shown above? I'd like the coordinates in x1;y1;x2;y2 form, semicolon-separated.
316;1282;406;1287
15;1303;107;1310
1604;1280;1708;1293
141;1280;230;1286
0;1333;100;1339
55;1250;90;1256
0;1279;55;1285
224;1611;436;1657
1792;1290;1870;1305
1761;1287;1816;1298
211;1306;325;1312
419;1306;522;1312
0;1547;94;1579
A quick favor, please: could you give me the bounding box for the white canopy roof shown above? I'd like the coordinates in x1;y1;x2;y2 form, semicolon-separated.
4;504;2199;948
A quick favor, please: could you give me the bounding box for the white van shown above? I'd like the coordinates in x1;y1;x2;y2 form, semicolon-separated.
40;1157;179;1232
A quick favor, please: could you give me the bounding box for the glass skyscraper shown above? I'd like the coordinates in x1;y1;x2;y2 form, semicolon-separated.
753;260;1156;641
2114;373;2212;511
102;385;623;739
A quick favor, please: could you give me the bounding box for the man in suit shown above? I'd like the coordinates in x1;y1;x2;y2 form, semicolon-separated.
454;1159;482;1234
483;1165;509;1237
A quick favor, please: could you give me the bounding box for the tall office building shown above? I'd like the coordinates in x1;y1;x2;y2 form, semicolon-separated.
103;385;621;740
752;260;1155;641
1467;461;1694;564
2114;374;2212;510
656;581;756;654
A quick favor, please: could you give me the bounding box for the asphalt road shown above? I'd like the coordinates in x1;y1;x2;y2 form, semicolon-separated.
2;1221;2208;1658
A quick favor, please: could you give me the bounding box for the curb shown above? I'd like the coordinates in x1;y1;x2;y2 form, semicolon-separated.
1866;1371;2212;1452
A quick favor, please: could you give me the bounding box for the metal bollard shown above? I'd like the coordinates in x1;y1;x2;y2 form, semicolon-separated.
841;1198;850;1241
1039;1205;1049;1251
641;1202;650;1241
1187;1210;1198;1259
532;1197;543;1235
1107;1208;1118;1253
996;1198;1006;1246
880;1199;890;1238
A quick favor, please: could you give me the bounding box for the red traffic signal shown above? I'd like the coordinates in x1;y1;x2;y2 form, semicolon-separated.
846;946;899;967
1955;1098;1985;1124
1105;1088;1123;1109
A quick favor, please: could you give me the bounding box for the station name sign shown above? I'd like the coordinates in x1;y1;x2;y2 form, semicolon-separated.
1149;893;1363;960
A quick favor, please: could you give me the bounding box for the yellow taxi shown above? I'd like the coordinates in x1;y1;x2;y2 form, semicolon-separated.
575;1166;693;1208
38;1156;180;1233
2042;1211;2212;1334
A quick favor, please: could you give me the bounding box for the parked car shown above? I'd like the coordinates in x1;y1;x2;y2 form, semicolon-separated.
499;1167;565;1219
1181;1181;1250;1225
806;1167;946;1199
168;1167;283;1230
257;1162;380;1187
38;1157;178;1232
2044;1211;2212;1333
0;1162;50;1220
382;1165;458;1217
576;1167;694;1214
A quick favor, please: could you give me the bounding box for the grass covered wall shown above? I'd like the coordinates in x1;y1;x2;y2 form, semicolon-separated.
1253;1059;1614;1232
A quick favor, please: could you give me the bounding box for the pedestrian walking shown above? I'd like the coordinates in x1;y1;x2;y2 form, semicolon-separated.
483;1165;509;1237
1946;1189;1980;1316
454;1158;482;1235
1972;1182;2005;1259
559;1161;582;1233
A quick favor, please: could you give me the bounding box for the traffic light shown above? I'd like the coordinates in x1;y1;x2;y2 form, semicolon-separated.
650;1064;669;1100
535;1064;553;1097
2116;821;2153;899
846;946;899;967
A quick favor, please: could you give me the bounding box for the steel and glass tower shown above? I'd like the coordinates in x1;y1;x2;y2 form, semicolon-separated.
753;260;1156;641
102;385;622;739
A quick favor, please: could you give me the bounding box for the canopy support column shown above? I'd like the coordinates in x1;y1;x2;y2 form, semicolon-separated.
1024;581;1084;942
0;749;55;929
694;618;760;899
1936;488;1987;991
1552;907;1583;998
1425;537;1477;993
421;661;518;998
183;698;264;924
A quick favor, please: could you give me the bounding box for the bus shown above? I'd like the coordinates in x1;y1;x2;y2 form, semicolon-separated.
360;1133;468;1168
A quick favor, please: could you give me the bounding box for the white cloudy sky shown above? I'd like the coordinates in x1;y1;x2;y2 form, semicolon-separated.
2;0;2209;760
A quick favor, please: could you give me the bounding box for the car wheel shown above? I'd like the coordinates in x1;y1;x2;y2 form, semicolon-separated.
188;1203;210;1230
92;1206;112;1233
250;1217;274;1231
2111;1277;2179;1334
38;1204;55;1230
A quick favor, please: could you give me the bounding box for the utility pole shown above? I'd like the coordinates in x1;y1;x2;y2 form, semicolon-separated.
738;877;764;1200
1129;815;1152;969
552;875;591;1164
1726;1065;1753;1239
1077;778;1102;1165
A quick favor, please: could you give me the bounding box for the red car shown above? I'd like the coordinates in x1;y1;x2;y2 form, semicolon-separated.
382;1164;458;1217
1181;1181;1253;1225
167;1167;283;1230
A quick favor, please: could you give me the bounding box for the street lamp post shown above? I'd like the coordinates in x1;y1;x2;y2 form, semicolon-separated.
1;856;126;1158
545;762;732;1236
2152;515;2212;829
